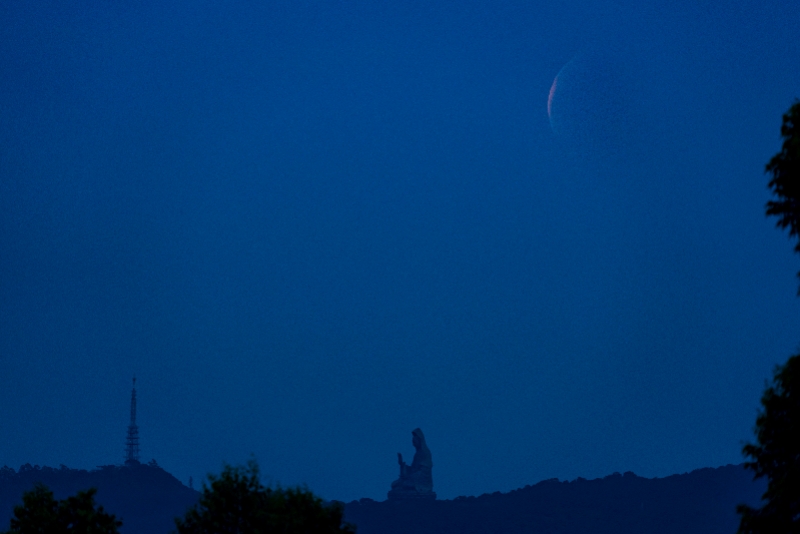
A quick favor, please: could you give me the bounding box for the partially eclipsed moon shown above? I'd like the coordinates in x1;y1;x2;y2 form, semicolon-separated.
547;52;635;150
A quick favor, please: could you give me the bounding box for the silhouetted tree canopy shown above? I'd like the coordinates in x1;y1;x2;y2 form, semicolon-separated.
2;484;121;534
737;100;800;533
766;100;800;289
174;460;355;534
737;355;800;533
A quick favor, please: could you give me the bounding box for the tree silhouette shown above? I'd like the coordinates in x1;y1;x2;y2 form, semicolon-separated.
765;100;800;290
737;356;800;533
2;484;121;534
737;100;800;533
174;460;355;534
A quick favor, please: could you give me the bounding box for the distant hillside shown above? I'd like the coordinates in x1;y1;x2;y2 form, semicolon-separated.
0;463;766;534
0;463;199;534
343;464;766;534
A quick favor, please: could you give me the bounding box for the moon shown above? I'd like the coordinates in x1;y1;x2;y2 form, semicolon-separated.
546;53;630;145
547;58;576;136
547;74;559;130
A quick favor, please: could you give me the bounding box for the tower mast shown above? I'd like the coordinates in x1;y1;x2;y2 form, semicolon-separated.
124;377;140;465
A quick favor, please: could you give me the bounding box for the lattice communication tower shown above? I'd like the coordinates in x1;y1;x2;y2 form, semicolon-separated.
124;377;140;465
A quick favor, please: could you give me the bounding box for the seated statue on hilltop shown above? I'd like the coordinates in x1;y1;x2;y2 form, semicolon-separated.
387;428;436;500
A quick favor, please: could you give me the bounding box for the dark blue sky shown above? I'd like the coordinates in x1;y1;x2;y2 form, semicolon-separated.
2;0;800;502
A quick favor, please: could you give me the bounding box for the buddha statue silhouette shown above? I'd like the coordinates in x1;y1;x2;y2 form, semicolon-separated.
388;428;436;500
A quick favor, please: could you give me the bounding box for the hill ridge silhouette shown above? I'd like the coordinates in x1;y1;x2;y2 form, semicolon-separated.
0;462;764;534
343;464;765;534
0;462;199;534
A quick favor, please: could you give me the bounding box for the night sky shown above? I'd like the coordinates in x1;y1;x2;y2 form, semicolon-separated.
2;0;800;503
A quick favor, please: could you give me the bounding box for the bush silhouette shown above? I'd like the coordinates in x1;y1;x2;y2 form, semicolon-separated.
2;484;121;534
174;460;354;534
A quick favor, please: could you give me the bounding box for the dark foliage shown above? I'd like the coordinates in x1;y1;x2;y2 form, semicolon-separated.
765;100;800;288
0;463;199;534
735;100;800;533
737;355;800;533
2;483;121;534
174;460;355;534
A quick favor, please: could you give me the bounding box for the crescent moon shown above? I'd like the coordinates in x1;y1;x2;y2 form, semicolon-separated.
547;75;558;130
547;57;578;134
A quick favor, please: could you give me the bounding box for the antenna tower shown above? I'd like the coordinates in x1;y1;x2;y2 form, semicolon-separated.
124;377;141;465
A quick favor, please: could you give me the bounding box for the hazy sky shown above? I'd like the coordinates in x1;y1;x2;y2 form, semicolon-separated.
2;0;800;502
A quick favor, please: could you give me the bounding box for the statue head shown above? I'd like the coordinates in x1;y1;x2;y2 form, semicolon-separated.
412;428;425;450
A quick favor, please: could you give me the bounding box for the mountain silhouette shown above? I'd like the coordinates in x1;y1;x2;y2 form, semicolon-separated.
0;463;764;534
343;464;765;534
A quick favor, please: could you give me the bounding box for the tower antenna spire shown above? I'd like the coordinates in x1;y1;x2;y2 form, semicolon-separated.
124;376;140;465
